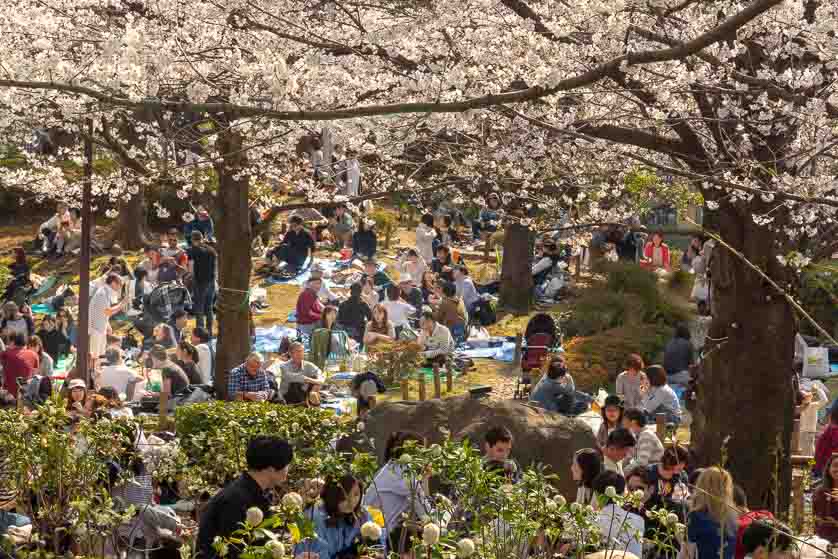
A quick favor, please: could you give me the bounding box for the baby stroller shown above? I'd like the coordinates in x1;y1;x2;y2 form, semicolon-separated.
135;281;192;338
513;313;562;399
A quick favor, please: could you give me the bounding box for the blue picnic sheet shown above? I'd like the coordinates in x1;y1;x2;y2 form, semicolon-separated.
457;338;518;362
263;257;351;288
31;303;55;316
253;325;298;353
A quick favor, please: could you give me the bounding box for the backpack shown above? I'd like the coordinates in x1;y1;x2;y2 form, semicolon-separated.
472;298;497;326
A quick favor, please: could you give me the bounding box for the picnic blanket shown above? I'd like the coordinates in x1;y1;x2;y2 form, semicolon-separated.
31;303;55;316
253;325;298;353
457;337;518;362
263;257;382;288
30;275;60;300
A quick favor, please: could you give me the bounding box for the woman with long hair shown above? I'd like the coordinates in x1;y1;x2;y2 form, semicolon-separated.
1;301;34;340
314;305;351;358
175;340;203;385
56;308;77;348
815;454;838;542
27;335;54;377
364;304;395;347
596;395;623;450
65;378;92;419
571;448;602;505
688;467;737;559
296;474;385;559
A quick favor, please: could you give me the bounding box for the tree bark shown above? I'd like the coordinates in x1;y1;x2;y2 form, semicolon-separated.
692;202;794;511
499;223;532;314
112;187;148;250
213;128;253;400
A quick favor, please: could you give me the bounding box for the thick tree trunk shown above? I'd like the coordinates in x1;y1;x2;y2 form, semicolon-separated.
499;224;532;314
213;129;253;400
693;203;794;512
112;188;148;250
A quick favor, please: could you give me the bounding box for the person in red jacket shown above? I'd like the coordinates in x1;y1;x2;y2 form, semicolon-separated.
814;453;838;542
641;231;671;272
0;333;39;399
733;484;774;559
815;406;838;476
296;278;324;339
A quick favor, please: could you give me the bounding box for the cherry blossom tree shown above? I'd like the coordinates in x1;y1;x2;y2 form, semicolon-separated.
1;0;837;504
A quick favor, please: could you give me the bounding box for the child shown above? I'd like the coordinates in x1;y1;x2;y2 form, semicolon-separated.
596;395;624;450
616;354;648;409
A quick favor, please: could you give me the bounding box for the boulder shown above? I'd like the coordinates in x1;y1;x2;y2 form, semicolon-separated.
365;396;598;499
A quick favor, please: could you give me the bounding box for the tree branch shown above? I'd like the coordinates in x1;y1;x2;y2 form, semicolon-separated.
0;0;785;121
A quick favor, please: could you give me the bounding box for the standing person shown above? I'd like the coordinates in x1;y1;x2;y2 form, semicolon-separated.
0;333;39;399
337;282;373;345
191;328;215;385
187;231;218;336
663;324;694;387
185;207;215;246
814;454;838;542
27;336;53;377
596;395;624;450
88;273;127;367
641;365;682;424
622;408;665;471
798;378;828;456
688;467;737;559
415;214;437;264
296;278;325;339
279;342;325;405
616;354;649;409
571;448;603;506
197;437;294;559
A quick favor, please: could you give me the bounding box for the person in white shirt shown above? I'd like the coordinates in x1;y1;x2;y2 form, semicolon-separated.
98;347;143;400
602;428;636;477
415;214;437;264
88;274;128;365
417;311;455;366
593;471;644;558
398;250;427;286
191;328;214;384
453;265;480;313
310;268;342;305
278;342;325;405
381;285;415;332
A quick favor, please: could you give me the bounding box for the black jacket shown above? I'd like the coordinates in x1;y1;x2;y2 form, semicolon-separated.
337;296;372;336
197;473;271;559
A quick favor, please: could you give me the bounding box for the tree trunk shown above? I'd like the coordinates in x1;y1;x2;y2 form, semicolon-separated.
112;187;147;250
692;202;794;512
213;128;253;400
499;224;532;314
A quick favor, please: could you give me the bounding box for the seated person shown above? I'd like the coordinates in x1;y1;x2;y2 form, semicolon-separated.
310;268;342;305
420;271;437;305
337;282;372;344
175;340;204;385
227;352;275;402
169;309;189;344
381;285;415;336
529;356;576;414
136;246;162;286
433;282;466;343
184;207;214;245
431;245;459;283
399;279;424;319
432;214;460;253
144;345;190;400
329;205;355;248
593;471;644;558
417;311;454;367
361;259;392;293
296;278;324;338
398;249;427;286
453;265;480;314
46;288;77;314
482;425;521;483
310;306;353;367
35;315;71;362
472;193;501;240
532;241;564;286
97;347;143;400
294;475;386;559
742;520;794;559
641;231;671;272
352;219;377;261
360;277;379;309
645;445;690;511
148;322;177;350
279;342;325;405
364;304;396;347
266;215;315;272
38;202;68;254
640;365;682;425
622;407;664;472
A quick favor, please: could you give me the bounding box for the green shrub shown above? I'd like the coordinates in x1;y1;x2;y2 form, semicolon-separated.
561;289;632;338
798;264;838;340
605;262;660;308
168;402;349;496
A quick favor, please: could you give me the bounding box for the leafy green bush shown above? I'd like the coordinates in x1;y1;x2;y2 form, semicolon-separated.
798;264;838;339
605;262;659;307
167;402;349;496
560;290;632;338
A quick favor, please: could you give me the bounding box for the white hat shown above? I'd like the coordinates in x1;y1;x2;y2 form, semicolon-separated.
67;379;86;390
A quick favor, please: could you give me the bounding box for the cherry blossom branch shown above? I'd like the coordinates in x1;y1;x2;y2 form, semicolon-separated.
0;0;785;121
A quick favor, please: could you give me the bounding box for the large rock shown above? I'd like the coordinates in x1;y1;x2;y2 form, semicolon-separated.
365;396;598;499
